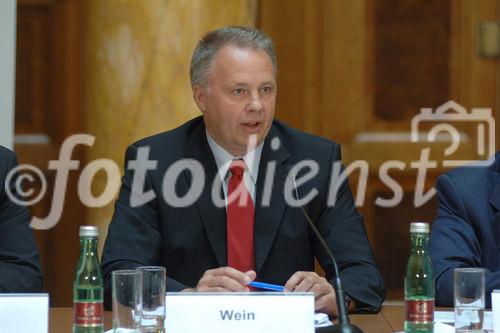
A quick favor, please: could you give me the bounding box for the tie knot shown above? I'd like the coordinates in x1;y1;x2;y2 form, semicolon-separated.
229;159;246;177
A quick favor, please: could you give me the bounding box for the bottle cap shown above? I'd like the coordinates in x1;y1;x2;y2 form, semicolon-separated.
79;225;98;237
410;222;429;233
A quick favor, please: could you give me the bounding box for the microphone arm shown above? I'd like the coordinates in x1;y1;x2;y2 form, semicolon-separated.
292;177;363;333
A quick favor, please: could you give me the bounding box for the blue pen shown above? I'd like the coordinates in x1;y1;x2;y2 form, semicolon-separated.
248;281;285;291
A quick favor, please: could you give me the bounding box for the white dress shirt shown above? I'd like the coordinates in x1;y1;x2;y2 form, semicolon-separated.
206;131;264;207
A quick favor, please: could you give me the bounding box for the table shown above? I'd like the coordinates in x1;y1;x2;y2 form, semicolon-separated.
381;303;406;332
349;310;395;332
50;305;405;332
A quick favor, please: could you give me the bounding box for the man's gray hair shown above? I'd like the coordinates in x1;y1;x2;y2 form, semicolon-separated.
190;26;277;86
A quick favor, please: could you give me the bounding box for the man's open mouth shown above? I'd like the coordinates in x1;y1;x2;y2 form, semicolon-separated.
242;122;260;129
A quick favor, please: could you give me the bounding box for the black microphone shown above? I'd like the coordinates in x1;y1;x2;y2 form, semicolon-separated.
290;174;363;333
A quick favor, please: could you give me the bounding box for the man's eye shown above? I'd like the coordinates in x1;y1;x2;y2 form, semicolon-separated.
232;88;245;96
260;86;273;94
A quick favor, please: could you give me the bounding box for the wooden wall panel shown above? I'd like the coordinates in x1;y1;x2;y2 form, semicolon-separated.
15;5;52;135
450;0;500;108
15;0;87;306
259;0;500;298
374;0;450;121
449;0;500;159
257;0;324;134
322;0;372;143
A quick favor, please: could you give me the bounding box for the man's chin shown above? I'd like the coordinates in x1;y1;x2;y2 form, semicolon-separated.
231;137;262;156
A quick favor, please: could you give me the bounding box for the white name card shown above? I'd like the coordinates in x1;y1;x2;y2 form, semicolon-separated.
0;293;49;333
165;292;315;333
492;290;500;333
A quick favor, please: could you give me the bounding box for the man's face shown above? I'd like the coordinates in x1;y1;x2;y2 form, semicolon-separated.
193;45;277;156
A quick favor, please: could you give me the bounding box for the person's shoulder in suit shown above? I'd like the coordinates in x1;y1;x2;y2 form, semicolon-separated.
0;145;43;292
431;152;500;307
0;144;14;158
132;116;203;148
0;145;21;206
0;145;16;186
120;116;206;163
435;152;499;215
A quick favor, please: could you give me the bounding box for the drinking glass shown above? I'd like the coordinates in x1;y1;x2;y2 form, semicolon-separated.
454;268;485;333
137;266;166;333
112;270;142;333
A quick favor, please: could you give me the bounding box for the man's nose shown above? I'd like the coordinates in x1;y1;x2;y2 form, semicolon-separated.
245;91;263;112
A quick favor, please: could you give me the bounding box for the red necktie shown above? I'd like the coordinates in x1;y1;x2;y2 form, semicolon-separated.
227;159;255;272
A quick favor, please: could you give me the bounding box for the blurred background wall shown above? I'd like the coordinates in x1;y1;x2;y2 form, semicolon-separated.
11;0;500;306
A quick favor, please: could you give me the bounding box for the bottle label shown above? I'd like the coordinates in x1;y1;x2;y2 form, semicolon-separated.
74;301;103;326
405;299;434;323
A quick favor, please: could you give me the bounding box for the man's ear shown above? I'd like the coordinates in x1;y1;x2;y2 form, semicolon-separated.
192;85;207;112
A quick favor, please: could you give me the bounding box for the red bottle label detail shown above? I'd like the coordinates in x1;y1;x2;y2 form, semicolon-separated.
405;299;434;323
74;301;103;326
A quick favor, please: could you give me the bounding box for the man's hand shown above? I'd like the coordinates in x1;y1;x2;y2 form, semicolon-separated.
285;271;338;317
183;267;256;292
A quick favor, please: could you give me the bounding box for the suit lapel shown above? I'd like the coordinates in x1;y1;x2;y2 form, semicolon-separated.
254;125;290;273
184;120;227;267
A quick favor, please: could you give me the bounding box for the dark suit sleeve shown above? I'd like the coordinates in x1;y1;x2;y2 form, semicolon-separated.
430;173;500;307
315;145;385;313
102;144;188;310
0;149;43;292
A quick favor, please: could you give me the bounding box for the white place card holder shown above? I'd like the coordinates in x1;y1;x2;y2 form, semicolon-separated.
492;290;500;333
166;292;315;333
0;293;49;333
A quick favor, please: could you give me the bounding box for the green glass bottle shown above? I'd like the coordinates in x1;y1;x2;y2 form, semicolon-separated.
73;226;104;333
404;222;434;333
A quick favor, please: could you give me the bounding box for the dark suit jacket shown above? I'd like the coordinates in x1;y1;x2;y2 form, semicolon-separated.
102;117;385;311
430;152;500;307
0;146;43;292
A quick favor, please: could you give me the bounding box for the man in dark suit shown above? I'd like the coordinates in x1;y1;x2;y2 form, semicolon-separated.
0;145;43;292
102;26;384;315
430;152;500;307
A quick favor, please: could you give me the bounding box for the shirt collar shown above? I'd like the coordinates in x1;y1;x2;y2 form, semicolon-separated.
206;130;263;184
